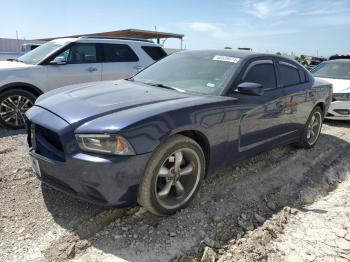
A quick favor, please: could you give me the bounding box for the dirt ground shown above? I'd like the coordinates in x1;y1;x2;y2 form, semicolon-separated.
0;120;349;262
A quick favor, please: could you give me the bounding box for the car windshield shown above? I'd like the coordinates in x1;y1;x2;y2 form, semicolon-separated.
132;51;240;95
311;61;350;80
17;41;64;64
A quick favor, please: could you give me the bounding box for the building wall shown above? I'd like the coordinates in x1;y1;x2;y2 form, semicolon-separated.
0;38;44;52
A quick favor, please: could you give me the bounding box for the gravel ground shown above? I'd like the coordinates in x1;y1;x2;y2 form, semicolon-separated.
0;120;349;262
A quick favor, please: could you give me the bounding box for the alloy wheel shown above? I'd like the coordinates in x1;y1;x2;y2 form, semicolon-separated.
155;148;201;209
307;111;322;145
0;95;33;128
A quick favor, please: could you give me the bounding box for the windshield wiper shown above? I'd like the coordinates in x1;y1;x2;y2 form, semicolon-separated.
144;82;185;92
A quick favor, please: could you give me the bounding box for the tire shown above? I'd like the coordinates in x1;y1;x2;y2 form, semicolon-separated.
295;106;323;149
138;134;206;216
0;89;36;129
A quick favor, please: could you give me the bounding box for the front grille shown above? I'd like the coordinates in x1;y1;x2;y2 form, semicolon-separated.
28;123;65;162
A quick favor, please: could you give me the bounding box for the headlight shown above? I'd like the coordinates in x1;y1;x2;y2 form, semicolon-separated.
333;93;350;101
76;134;135;155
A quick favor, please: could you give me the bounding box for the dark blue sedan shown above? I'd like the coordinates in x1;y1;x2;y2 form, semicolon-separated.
26;50;332;215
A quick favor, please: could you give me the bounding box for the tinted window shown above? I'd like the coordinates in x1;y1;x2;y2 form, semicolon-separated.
142;46;167;61
56;43;97;64
102;44;138;62
31;45;40;51
279;63;300;86
243;62;277;90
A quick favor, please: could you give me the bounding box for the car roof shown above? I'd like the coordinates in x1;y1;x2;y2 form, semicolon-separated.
179;49;261;58
177;49;297;63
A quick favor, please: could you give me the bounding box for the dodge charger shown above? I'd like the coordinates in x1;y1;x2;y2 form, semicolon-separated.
26;50;332;215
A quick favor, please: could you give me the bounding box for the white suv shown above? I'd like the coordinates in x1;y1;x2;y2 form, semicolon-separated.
0;36;167;128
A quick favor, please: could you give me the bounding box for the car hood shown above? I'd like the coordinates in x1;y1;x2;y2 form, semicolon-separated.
316;77;350;93
35;80;201;128
0;60;35;71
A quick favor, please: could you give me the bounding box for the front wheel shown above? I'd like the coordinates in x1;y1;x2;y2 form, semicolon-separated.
0;89;36;129
295;106;323;149
138;135;205;216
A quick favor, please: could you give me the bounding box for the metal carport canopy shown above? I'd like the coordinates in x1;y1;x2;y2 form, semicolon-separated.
38;29;184;41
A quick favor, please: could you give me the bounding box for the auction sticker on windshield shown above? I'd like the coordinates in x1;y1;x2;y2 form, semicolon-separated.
213;55;240;63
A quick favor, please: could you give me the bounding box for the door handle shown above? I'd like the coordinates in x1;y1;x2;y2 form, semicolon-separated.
85;67;98;72
133;65;143;71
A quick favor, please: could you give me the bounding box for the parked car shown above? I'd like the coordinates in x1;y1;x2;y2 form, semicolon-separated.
0;36;167;129
0;43;41;61
329;54;350;60
26;50;332;215
311;59;350;120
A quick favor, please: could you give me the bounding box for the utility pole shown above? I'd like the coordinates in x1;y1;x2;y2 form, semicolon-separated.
154;26;159;44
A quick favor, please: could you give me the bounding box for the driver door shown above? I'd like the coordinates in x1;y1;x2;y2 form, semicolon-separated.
237;59;286;152
46;43;102;90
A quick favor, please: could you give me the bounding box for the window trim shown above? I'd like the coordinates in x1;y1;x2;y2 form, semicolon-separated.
241;59;278;91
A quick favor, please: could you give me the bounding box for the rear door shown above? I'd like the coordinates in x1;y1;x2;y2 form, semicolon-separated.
46;43;102;90
100;43;140;81
237;59;287;152
277;59;313;132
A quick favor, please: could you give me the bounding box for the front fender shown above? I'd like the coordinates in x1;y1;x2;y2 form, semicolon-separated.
119;113;211;155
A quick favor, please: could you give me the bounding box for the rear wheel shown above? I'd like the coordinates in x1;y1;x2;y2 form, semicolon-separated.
0;89;36;129
138;135;205;216
296;106;323;149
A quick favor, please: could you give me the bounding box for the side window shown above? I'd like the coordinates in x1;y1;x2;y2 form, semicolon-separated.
31;45;39;51
102;44;139;62
56;43;97;64
243;61;277;90
279;62;301;86
58;49;70;61
141;46;167;61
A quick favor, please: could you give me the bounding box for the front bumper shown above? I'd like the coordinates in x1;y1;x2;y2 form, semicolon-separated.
26;106;151;207
325;100;350;120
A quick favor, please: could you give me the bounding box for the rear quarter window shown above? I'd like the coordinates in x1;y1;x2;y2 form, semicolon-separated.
102;44;139;62
141;46;167;61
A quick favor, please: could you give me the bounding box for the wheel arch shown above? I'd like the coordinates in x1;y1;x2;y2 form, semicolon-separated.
175;129;211;175
0;82;43;98
315;101;325;118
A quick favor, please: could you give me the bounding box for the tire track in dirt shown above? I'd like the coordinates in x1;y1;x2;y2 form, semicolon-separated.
217;147;350;262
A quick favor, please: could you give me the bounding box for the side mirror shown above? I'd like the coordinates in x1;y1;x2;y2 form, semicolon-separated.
236;82;264;96
50;56;66;65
